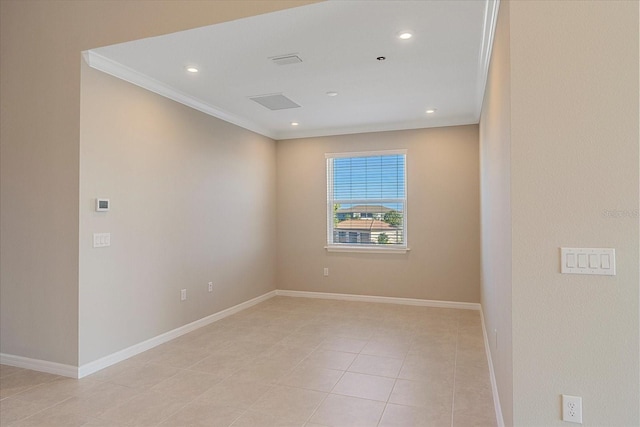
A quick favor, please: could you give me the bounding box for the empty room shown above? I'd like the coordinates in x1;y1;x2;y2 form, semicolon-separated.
1;1;638;426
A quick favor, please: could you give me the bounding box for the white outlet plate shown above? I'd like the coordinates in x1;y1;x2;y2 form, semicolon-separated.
323;267;329;277
208;282;213;292
562;394;582;423
180;289;187;301
561;248;615;276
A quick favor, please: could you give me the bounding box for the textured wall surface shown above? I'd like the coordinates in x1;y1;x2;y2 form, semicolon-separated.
277;126;481;303
480;1;639;425
479;0;513;424
0;0;316;366
79;63;277;365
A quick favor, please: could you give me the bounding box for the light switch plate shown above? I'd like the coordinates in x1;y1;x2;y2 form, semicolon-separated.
561;248;615;275
93;233;111;248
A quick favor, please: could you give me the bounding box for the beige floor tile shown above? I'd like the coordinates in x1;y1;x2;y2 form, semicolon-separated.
309;394;385;427
230;359;294;384
319;337;368;354
453;413;498;427
456;347;489;369
379;403;452;427
12;377;100;407
389;378;453;411
197;377;272;409
144;345;211;369
398;355;455;383
360;340;410;359
0;369;60;399
278;333;326;349
0;364;24;378
7;401;91;427
84;358;146;382
453;388;496;420
158;401;245;427
98;389;190;426
332;372;395;402
302;350;357;371
261;344;315;366
230;409;302;427
49;381;141;418
250;385;326;424
81;418;127;426
455;364;491;392
279;365;344;392
106;363;180;390
0;298;496;427
188;352;251;380
151;369;221;399
348;354;403;378
0;397;49;425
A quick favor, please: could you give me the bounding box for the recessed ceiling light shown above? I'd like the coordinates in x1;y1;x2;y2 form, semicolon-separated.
326;91;338;97
186;66;199;73
398;32;413;40
426;109;437;114
291;122;299;126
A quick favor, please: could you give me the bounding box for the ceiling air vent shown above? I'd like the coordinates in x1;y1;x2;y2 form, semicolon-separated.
271;54;302;66
249;94;301;110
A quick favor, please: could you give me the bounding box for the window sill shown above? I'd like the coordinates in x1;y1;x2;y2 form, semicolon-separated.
325;245;410;254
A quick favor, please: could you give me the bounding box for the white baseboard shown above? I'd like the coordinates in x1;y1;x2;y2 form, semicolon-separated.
1;290;277;379
2;290;480;380
0;353;78;378
480;307;505;427
77;290;276;378
275;289;480;310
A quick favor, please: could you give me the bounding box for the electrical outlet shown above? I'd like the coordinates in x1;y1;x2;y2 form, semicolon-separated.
562;395;582;423
323;267;329;277
181;289;187;301
208;282;213;292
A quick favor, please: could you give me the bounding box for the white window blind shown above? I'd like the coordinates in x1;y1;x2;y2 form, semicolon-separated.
326;150;407;250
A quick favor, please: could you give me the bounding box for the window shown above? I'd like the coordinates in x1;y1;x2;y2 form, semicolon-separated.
326;150;407;251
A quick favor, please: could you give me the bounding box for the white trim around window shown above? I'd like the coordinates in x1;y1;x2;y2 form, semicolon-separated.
326;149;408;253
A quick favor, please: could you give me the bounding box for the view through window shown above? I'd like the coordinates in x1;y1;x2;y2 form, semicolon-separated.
326;150;407;249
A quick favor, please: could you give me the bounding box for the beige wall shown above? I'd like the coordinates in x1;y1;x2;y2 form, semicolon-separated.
276;126;480;302
0;0;316;366
481;0;639;425
479;0;512;424
78;63;277;365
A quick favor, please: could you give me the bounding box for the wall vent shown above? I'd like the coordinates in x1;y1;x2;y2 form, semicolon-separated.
249;94;301;110
271;55;302;66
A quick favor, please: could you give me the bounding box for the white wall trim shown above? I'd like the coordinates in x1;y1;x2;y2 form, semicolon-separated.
475;0;500;121
82;50;275;139
0;353;79;378
77;290;276;378
480;306;505;427
1;290;276;379
275;289;480;310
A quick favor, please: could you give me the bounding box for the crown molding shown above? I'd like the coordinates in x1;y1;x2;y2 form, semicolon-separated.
82;51;276;140
475;0;501;120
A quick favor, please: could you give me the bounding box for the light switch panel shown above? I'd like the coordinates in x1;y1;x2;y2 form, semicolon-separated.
93;233;111;248
561;248;615;275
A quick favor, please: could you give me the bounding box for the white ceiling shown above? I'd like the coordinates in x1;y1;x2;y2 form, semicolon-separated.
84;0;499;140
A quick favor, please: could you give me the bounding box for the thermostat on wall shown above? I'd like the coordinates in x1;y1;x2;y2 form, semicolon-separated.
95;198;110;212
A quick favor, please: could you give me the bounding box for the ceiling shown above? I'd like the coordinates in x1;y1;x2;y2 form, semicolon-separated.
84;0;499;140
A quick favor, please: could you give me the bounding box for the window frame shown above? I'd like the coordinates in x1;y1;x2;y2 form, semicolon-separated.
325;149;409;253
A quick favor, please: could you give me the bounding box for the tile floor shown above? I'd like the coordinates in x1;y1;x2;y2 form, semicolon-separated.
0;296;496;427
